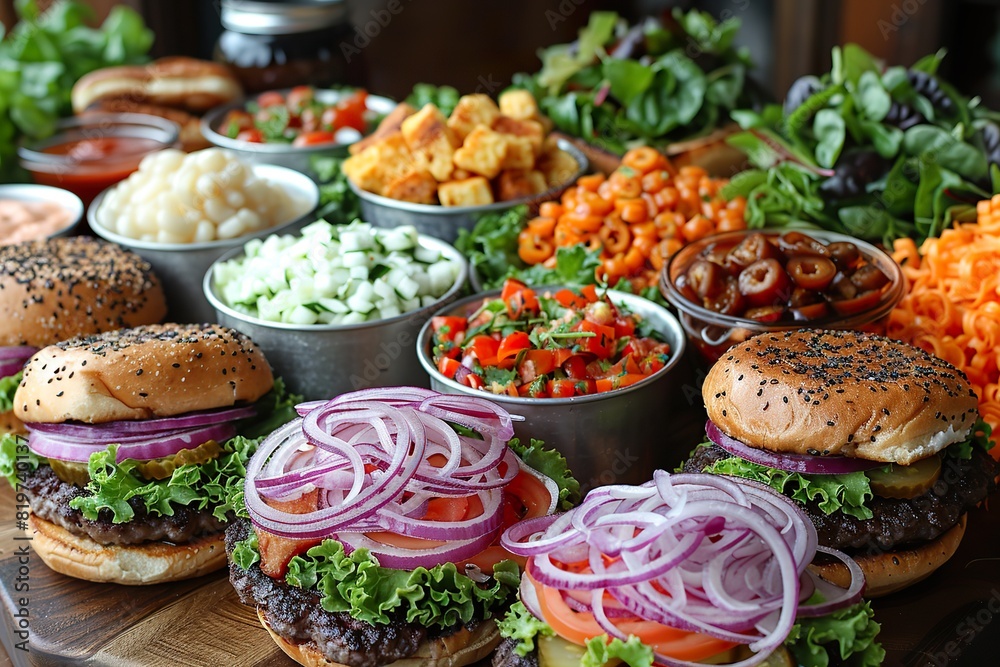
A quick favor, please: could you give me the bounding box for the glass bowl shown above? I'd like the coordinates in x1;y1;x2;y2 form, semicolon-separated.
18;113;180;205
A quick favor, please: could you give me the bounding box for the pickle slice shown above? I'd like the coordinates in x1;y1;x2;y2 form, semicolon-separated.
134;440;223;480
866;455;942;499
538;635;591;667
48;459;92;487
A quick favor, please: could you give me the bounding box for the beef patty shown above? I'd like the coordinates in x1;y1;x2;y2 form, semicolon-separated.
682;444;999;553
492;637;540;667
21;464;227;546
226;519;482;667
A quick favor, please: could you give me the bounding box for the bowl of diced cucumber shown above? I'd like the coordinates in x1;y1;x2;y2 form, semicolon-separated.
204;219;468;399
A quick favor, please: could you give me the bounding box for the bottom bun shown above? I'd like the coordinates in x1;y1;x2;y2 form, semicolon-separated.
27;514;226;585
810;514;967;597
259;608;500;667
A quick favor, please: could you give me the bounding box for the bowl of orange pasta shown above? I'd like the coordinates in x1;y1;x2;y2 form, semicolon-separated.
465;146;749;295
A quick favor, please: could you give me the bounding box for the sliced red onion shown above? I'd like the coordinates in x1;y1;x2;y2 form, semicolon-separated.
706;421;883;475
245;389;543;571
27;421;238;463
0;360;25;378
26;406;257;440
0;346;37;361
503;471;866;667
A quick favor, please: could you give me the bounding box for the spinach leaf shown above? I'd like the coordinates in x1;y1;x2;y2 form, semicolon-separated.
813;109;847;168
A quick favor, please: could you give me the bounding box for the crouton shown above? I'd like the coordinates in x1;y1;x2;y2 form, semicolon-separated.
538;146;580;188
341;133;417;195
501;135;536;171
439;177;494;207
452;168;472;180
453;125;508;179
384;169;438;204
447;94;501;142
349;102;416;155
499;89;541;122
496;169;549;201
493;115;545;156
401;104;459;181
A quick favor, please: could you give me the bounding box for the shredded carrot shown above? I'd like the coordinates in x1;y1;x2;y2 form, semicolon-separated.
888;202;1000;459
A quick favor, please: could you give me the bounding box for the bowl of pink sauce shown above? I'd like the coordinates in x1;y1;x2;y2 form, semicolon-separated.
0;184;84;245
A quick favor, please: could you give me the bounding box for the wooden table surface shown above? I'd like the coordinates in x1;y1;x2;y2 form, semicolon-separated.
0;456;997;665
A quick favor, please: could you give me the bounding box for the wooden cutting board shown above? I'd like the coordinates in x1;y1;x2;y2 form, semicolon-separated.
2;471;999;666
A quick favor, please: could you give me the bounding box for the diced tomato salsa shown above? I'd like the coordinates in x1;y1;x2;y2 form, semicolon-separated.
431;279;671;398
220;86;371;146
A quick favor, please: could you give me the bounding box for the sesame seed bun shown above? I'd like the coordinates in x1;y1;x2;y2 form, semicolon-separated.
259;609;500;667
13;323;273;424
703;330;978;465
810;515;967;597
27;514;225;585
0;237;167;349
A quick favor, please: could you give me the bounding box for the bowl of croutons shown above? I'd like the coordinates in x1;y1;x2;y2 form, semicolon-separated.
341;90;588;243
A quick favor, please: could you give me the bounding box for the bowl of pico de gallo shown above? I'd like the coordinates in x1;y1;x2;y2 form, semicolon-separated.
417;279;687;486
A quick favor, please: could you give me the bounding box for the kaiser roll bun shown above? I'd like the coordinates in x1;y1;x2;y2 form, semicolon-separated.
810;514;967;597
71;56;242;113
27;514;226;585
703;330;978;464
0;237;167;349
259;610;500;667
14;323;273;424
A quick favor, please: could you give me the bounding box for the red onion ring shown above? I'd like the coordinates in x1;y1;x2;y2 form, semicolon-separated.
26;405;257;440
245;389;541;570
0;346;37;361
503;471;864;667
28;421;237;463
706;420;883;475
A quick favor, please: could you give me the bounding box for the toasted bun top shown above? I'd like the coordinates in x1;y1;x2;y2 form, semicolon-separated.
0;237;167;348
71;56;242;113
703;330;978;464
14;323;273;424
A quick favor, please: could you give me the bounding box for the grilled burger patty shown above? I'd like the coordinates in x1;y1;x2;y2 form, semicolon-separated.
492;637;540;667
683;444;999;552
21;464;227;546
226;519;482;667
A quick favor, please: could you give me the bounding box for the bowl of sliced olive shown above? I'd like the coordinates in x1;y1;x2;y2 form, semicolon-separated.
660;229;905;363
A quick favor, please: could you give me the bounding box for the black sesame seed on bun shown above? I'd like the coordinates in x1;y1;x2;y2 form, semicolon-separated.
0;237;167;348
15;323;274;424
703;330;978;465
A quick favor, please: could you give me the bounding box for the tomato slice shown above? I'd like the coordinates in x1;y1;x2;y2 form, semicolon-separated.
528;570;738;661
462;373;485;390
501;279;539;318
580;284;599;302
562;355;589;379
423;497;470;522
257;489;321;577
236;129;263;143
497;331;531;361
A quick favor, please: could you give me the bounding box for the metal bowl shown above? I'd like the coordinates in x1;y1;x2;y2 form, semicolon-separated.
417;287;688;488
89;164;319;324
205;234;468;401
201;88;397;175
350;139;589;243
660;229;906;364
0;184;84;243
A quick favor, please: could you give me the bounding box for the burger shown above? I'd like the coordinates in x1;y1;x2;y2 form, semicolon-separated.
226;387;579;667
685;329;999;596
494;470;885;667
1;322;297;585
0;236;167;435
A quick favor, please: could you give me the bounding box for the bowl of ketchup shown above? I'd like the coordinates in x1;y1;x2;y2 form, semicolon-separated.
18;113;180;206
